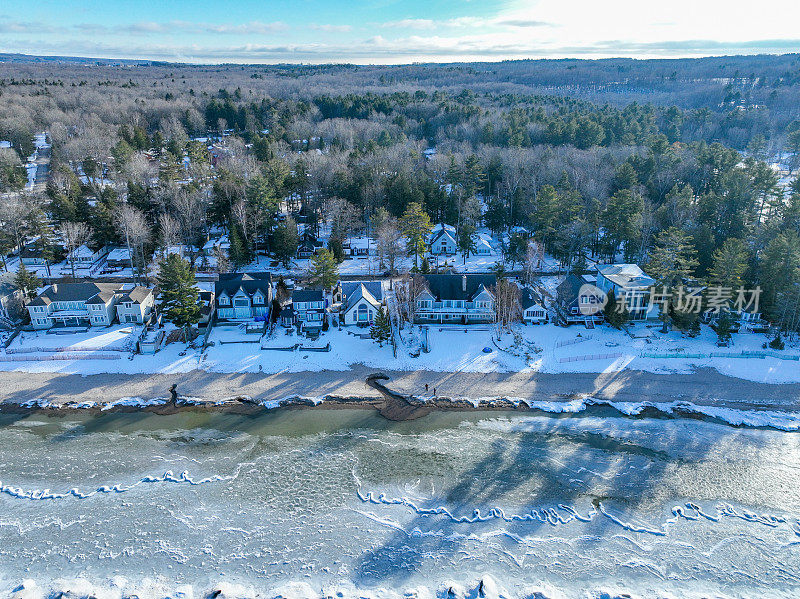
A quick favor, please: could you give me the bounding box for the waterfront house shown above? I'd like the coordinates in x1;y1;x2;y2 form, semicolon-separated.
214;272;272;321
292;288;326;330
554;274;605;326
340;282;383;326
27;282;124;329
521;288;547;324
115;285;155;324
414;274;496;324
595;264;657;321
0;272;23;325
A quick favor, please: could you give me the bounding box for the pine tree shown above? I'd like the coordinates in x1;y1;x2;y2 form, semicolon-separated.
714;310;734;346
457;222;477;264
647;226;699;332
228;223;251;271
14;263;40;302
709;238;749;290
272;218;298;267
604;290;630;329
400;202;432;267
308;249;339;291
370;306;391;346
156;254;201;342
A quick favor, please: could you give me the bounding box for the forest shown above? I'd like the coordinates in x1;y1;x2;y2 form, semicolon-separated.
1;53;800;330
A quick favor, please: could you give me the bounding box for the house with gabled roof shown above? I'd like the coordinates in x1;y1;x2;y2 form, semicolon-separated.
115;285;155;324
520;287;547;324
27;282;126;329
414;274;496;324
214;272;272;321
340;281;384;326
291;288;326;330
429;224;457;256
554;274;605;326
595;264;657;321
68;242;109;266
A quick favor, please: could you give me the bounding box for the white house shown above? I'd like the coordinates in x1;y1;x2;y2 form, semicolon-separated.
68;243;108;266
595;264;657;321
340;282;383;326
429;224;457;256
473;234;493;256
27;282;129;329
414;274;496;324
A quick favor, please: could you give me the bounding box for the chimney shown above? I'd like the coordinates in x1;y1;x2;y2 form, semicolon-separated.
462;275;467;292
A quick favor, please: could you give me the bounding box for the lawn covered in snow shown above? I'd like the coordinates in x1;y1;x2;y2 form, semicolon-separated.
1;318;799;385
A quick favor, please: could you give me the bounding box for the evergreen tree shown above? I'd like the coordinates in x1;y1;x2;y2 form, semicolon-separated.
14;263;40;302
156;254;201;342
272;218;298;267
709;238;749;290
714;310;734;346
457;222;477;264
370;306;391;346
228;223;251;271
400;202;432;267
308;249;339;291
604;290;630;329
647;226;699;332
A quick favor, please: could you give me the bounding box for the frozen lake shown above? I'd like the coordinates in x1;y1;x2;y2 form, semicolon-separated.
1;408;799;598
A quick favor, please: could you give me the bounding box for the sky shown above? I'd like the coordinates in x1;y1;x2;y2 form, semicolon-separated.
1;0;800;64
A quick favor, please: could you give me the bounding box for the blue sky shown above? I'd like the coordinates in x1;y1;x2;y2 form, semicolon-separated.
2;0;800;63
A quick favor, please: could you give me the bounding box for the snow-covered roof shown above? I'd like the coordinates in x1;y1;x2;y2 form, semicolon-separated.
107;247;131;261
597;264;654;290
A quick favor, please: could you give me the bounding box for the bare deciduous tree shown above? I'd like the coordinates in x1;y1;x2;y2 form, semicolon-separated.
59;221;91;279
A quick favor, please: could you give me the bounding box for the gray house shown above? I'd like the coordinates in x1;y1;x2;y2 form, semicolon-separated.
215;272;272;321
292;288;326;330
414;274;496;324
27;282;123;329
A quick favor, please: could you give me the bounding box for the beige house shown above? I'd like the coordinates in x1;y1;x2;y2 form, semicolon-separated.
115;285;155;324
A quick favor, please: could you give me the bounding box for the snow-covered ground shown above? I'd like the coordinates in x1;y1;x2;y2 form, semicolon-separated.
6;325;139;353
1;318;798;384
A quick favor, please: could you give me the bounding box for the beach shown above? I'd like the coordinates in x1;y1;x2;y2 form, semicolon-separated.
1;366;798;413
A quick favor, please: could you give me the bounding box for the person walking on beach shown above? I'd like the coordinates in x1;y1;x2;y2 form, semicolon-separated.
433;387;436;396
425;383;429;393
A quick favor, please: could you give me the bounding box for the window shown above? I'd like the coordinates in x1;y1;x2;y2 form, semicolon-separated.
219;295;229;305
234;298;249;307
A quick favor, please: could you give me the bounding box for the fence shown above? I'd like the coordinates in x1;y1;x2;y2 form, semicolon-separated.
554;336;592;348
558;352;622;363
6;345;128;354
641;350;800;361
0;353;121;361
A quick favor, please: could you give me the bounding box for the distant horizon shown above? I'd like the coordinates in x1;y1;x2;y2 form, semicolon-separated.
2;49;799;68
2;0;800;64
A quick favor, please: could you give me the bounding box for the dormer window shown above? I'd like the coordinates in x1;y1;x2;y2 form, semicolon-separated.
219;295;229;305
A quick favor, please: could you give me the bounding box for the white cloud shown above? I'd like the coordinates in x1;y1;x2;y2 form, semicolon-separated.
309;23;352;33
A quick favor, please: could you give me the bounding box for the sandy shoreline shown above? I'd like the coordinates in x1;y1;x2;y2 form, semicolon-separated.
0;366;798;413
